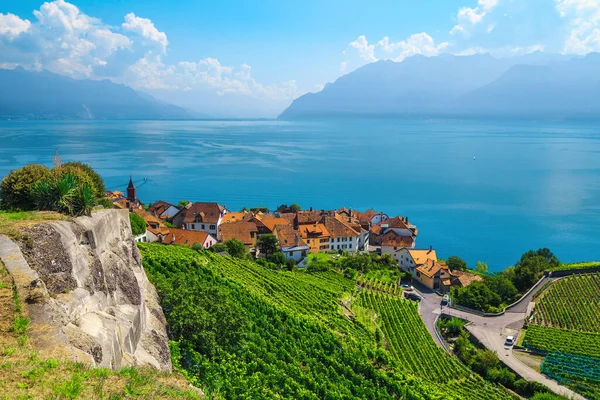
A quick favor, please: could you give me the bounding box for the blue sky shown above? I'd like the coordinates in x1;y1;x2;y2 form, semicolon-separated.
1;0;599;116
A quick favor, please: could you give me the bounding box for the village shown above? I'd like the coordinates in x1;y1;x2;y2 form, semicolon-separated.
109;177;482;294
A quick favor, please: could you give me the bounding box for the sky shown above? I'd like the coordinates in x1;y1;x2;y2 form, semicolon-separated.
1;0;600;117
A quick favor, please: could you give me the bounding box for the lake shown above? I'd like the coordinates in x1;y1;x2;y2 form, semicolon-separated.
1;118;599;271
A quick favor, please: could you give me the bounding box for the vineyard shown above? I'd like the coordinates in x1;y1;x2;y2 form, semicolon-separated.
139;243;515;400
531;273;600;333
541;352;600;400
356;276;401;295
522;325;600;358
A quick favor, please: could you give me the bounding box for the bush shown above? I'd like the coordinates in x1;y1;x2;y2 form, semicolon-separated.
129;213;146;236
0;164;53;210
62;162;106;198
191;242;202;251
211;243;228;253
225;239;247;259
97;197;114;209
514;378;550;397
486;367;515;388
285;258;297;271
267;252;286;266
438;317;465;337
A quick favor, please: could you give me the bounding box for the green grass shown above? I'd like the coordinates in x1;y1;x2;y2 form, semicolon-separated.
0;210;69;238
549;261;600;271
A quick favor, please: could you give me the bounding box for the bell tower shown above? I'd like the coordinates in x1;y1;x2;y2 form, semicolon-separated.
127;175;136;202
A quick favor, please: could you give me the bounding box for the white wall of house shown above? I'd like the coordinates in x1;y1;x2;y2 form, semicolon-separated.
134;231;148;243
184;217;221;238
203;235;218;249
146;230;159;243
358;230;370;250
329;236;359;251
370;213;388;225
282;247;309;262
396;248;416;271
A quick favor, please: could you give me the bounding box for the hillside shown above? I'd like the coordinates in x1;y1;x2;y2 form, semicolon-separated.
279;53;600;119
0;67;190;120
523;273;600;399
139;243;518;399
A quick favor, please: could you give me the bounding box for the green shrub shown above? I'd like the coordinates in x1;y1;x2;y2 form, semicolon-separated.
129;213;146;236
62;162;106;198
210;243;228;253
225;239;247;259
0;164;53;210
97;197;114;209
13;314;29;335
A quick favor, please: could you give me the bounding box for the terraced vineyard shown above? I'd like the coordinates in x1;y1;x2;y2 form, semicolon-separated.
356;276;401;295
140;244;515;399
524;273;600;399
531;273;600;332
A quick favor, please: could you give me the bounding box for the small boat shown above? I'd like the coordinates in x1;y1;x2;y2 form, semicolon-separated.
473;156;476;160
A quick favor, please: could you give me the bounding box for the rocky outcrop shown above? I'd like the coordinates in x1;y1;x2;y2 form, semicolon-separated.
0;210;171;371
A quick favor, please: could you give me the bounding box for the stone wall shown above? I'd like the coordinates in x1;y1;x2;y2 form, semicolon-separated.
0;209;171;371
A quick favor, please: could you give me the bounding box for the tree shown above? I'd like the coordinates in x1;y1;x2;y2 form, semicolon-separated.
225;239;247;259
178;200;189;208
129;212;146;236
257;234;279;257
267;252;286;266
289;203;301;212
513;255;547;292
450;281;501;312
486;276;518;304
211;243;228;253
518;248;559;268
475;261;488;273
447;256;467;272
0;164;53;210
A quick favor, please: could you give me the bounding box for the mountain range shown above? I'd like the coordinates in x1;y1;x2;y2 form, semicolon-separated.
279;52;600;119
0;67;190;120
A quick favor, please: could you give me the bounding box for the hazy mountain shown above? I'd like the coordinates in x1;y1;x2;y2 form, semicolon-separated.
279;52;593;119
0;67;191;120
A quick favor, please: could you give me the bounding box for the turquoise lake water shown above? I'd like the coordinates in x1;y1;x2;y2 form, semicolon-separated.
0;118;599;271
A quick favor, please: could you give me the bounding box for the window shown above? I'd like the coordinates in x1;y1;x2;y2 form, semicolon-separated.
337;245;340;250
191;224;196;229
201;224;205;229
337;238;340;242
210;225;216;230
330;245;334;249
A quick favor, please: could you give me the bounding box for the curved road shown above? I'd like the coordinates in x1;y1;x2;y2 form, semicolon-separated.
413;281;584;400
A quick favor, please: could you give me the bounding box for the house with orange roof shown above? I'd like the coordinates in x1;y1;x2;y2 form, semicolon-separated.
171;202;227;238
162;228;217;249
322;216;360;252
334;212;370;250
299;223;330;252
219;221;259;249
414;259;453;292
148;200;180;220
451;270;484;288
273;224;309;262
295;210;322;226
381;231;416;263
396;247;438;272
220;211;249;224
252;215;290;234
362;209;388;225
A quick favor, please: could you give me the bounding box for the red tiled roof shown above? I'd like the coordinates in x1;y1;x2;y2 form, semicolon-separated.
178;202;225;224
296;210;322;225
162;229;213;247
299;223;330;239
416;259;449;278
451;270;484;287
322;216;359;238
218;221;258;245
148;200;177;218
274;224;308;248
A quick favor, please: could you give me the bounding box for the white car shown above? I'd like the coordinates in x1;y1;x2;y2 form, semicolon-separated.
401;284;414;291
505;336;515;346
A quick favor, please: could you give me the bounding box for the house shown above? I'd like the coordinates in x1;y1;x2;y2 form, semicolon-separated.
397;247;437;272
414;259;453;292
273;224;309;262
363;209;389;225
322;216;360;252
294;210;322;226
334;212;369;251
370;216;417;247
162;228;217;249
252;215;290;234
219;221;259;249
148;201;179;220
451;270;484;287
381;231;416;263
171;202;227;238
147;225;171;243
299;223;330;253
133;209;167;243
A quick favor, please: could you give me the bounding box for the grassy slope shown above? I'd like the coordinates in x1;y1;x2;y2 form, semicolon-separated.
0;261;201;400
140;243;515;400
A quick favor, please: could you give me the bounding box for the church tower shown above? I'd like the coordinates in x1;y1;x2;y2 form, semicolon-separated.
127;176;136;202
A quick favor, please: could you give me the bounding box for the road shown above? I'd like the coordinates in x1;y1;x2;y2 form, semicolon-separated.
413;281;584;400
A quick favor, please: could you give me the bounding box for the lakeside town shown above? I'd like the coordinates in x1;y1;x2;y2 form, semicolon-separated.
112;176;483;293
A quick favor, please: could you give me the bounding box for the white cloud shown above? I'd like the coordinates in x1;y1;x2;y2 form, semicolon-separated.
0;13;31;39
0;0;297;104
344;33;448;66
122;52;300;100
556;0;600;53
122;12;168;53
348;35;377;61
451;0;500;36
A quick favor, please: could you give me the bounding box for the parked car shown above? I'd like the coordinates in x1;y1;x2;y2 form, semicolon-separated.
401;284;414;292
505;336;515;346
405;293;422;302
441;295;449;305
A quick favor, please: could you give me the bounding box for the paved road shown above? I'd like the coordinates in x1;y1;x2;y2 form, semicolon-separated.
413;282;584;400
